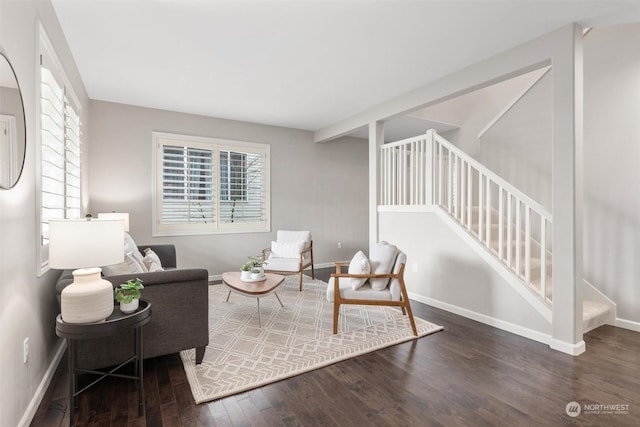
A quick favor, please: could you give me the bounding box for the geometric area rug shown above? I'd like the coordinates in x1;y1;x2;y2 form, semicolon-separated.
180;275;443;404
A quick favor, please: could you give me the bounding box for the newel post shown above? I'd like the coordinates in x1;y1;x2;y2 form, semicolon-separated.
425;129;435;206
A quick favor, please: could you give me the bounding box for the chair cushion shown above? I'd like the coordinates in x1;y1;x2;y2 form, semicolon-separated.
270;240;305;258
326;277;393;302
369;242;398;290
277;230;311;244
348;250;370;290
264;257;300;272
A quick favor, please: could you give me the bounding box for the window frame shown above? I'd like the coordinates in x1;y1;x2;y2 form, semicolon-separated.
152;132;270;236
36;23;83;275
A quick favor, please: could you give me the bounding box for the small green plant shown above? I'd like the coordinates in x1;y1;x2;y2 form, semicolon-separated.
241;255;265;271
114;278;144;304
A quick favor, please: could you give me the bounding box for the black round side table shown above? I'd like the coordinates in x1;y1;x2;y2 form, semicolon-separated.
56;300;151;426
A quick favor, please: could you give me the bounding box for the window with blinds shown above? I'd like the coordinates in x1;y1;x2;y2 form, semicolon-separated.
38;25;82;273
153;132;270;235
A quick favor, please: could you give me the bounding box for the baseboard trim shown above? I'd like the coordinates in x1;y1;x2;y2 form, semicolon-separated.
18;339;66;427
549;338;586;356
408;292;551;346
615;317;640;333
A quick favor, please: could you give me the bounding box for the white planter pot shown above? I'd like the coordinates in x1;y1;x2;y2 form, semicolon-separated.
241;270;252;281
119;299;139;314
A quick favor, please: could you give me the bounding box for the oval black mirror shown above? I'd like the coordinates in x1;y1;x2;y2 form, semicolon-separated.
0;52;26;189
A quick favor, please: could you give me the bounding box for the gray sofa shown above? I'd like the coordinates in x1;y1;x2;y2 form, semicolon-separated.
55;244;209;370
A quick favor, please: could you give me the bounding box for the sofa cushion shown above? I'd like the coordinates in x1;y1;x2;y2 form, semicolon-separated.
369;242;398;290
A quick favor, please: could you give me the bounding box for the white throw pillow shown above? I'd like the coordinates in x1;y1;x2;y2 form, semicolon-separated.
143;248;164;272
270;240;305;258
369;242;398;290
102;252;146;276
124;232;145;270
348;250;370;290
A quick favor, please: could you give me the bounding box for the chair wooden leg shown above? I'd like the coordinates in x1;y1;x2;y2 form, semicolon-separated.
299;271;303;291
403;301;418;336
333;301;340;334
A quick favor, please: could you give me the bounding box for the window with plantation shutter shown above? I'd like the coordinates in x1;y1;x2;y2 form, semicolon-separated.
153;132;270;235
37;25;83;273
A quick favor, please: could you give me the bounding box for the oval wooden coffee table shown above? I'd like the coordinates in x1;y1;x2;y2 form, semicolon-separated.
222;272;285;327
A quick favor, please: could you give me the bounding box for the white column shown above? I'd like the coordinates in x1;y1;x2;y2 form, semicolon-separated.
369;121;384;251
550;24;585;356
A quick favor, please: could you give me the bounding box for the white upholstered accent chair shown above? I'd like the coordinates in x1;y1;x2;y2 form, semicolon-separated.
326;242;417;336
263;230;315;291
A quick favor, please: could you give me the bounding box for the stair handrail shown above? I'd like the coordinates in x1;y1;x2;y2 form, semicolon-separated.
432;131;552;222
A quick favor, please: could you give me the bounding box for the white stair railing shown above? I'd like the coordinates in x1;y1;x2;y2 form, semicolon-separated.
380;130;553;304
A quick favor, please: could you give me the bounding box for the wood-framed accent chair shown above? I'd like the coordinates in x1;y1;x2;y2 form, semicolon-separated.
326;243;417;336
263;230;315;291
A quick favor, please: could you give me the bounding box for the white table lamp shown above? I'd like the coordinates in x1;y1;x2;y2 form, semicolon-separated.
49;218;125;323
97;212;130;232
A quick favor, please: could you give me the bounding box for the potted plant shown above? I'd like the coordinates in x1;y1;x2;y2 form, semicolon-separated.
240;261;253;281
114;278;144;314
241;255;266;280
251;267;264;280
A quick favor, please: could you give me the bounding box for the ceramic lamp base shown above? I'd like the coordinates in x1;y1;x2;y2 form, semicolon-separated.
61;267;114;323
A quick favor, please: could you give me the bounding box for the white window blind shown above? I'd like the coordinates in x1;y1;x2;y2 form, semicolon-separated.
161;144;214;225
38;25;82;264
153;133;269;235
219;149;265;224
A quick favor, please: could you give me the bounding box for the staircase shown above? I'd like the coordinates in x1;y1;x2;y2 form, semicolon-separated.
379;130;612;333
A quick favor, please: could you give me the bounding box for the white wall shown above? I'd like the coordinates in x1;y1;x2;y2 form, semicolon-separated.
88;101;369;275
583;24;640;324
379;212;551;337
384;24;640;329
0;2;90;426
413;68;553;209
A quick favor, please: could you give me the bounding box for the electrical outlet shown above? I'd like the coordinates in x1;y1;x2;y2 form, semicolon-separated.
413;262;418;273
23;337;29;364
337;242;342;249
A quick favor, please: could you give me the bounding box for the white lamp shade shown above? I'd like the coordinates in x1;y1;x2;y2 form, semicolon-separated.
97;212;130;232
49;219;125;269
50;219;125;323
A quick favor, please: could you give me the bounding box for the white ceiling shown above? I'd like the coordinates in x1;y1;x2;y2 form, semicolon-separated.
51;0;639;132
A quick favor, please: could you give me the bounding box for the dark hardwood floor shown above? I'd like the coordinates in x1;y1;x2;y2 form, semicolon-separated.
32;268;640;426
